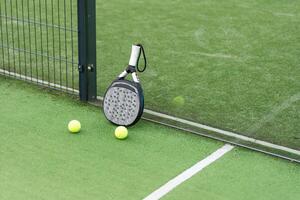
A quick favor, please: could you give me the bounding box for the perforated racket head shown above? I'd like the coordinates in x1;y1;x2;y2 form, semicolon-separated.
103;80;144;126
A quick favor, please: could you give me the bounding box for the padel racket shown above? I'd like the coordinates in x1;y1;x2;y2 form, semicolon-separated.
103;44;147;126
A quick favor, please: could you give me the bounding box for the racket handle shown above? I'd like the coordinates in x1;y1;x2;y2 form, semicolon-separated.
129;45;141;66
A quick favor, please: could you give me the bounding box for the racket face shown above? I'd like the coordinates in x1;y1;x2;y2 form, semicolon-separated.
103;80;144;126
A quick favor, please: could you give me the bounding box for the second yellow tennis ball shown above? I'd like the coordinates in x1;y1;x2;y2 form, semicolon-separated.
115;126;128;140
172;96;185;107
68;120;81;133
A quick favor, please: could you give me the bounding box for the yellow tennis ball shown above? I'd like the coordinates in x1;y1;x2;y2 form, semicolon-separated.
114;126;128;140
173;96;185;107
68;120;81;133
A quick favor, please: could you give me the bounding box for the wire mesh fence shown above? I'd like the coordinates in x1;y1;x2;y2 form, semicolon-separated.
0;0;79;93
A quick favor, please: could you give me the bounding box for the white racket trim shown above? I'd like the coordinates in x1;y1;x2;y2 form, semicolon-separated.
118;70;128;78
132;72;139;83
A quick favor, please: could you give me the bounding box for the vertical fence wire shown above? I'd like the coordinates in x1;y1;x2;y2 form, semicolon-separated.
21;0;27;77
57;0;61;89
27;0;32;80
0;1;4;71
33;0;38;83
4;0;10;74
51;0;55;86
10;0;16;75
38;0;43;81
16;0;21;78
64;0;68;91
70;0;74;92
45;0;49;87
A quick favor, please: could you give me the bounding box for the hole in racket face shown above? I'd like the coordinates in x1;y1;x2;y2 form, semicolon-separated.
104;86;140;126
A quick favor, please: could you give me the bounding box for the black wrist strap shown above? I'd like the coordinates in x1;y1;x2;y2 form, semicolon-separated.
136;44;147;73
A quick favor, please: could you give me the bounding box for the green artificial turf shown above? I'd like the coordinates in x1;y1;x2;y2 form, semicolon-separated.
0;76;223;200
164;148;300;200
0;77;299;200
1;0;299;149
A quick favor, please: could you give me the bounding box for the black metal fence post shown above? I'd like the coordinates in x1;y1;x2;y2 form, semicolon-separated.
77;0;97;101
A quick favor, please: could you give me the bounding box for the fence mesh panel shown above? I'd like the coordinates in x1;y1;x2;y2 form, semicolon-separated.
0;0;78;92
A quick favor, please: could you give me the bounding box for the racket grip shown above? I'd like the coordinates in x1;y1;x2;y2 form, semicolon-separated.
129;45;141;66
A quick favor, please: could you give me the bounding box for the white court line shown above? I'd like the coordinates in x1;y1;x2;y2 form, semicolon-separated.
143;144;234;200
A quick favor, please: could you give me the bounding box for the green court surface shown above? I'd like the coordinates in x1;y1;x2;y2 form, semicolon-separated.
0;76;299;200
